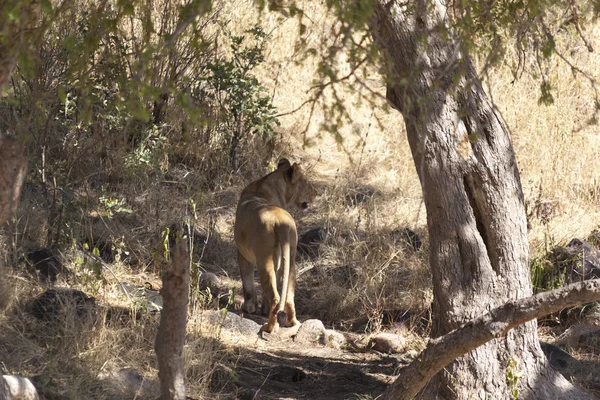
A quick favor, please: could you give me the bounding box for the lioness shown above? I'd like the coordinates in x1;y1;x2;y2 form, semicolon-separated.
234;159;315;333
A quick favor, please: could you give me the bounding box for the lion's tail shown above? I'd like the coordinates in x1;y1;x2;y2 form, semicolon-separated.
276;226;291;328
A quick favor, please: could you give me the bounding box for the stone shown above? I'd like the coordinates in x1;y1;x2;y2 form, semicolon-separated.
390;228;422;252
28;288;97;325
297;227;325;259
294;319;326;345
97;367;157;398
345;186;377;206
205;310;261;336
539;342;577;372
369;332;407;354
24;249;66;282
549;238;600;284
323;329;347;349
3;375;39;400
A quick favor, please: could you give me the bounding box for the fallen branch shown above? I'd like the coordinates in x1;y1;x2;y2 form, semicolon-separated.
382;279;600;400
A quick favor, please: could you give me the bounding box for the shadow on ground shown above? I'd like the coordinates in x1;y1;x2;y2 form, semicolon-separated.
213;344;396;399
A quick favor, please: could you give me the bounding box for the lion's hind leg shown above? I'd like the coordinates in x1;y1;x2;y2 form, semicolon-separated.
239;251;258;314
257;255;280;333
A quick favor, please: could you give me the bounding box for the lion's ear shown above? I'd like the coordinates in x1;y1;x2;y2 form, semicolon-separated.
287;163;301;184
277;158;291;170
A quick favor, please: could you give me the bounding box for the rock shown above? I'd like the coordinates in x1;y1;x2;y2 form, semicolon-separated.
198;271;224;294
268;366;307;383
298;227;325;259
24;249;66;282
323;329;347;349
539;342;577;372
345;186;377;206
294;319;326;345
369;332;407;354
204;310;261;336
197;271;230;308
327;265;357;288
87;240;116;263
28;288;97;325
390;228;422;252
3;375;39;400
557;322;600;352
119;282;163;312
209;363;237;391
549;238;600;284
97;367;157;398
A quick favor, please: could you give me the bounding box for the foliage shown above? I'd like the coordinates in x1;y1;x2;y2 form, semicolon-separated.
259;0;600;133
506;357;523;399
98;184;133;219
195;25;280;171
0;0;283;251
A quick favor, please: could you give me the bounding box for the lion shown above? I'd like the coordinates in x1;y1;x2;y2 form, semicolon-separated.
234;158;315;333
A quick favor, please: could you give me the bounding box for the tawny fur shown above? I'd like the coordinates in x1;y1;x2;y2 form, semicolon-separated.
234;159;315;333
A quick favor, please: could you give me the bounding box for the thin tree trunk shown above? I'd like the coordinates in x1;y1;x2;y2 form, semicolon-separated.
0;137;27;225
369;1;591;398
0;371;6;400
155;241;190;400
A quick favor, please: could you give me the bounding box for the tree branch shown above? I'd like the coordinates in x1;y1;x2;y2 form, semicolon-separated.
383;279;600;400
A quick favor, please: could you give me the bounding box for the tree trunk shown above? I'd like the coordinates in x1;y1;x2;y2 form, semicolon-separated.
155;241;190;400
383;279;600;399
369;1;591;398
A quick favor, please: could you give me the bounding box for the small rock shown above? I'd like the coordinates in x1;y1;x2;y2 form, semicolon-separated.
119;282;163;312
28;288;97;325
390;228;422;252
539;342;577;372
24;249;66;282
345;186;377;206
549;238;600;284
369;332;407;354
557;322;600;352
323;329;347;349
3;375;39;400
198;271;224;294
205;310;261;336
268;366;306;383
294;319;326;345
298;227;325;259
97;367;157;398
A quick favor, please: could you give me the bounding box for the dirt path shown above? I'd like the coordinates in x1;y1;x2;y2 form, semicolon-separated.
203;310;403;400
219;335;397;399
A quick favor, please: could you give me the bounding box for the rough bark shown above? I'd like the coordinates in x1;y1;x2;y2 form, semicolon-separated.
369;1;590;398
384;279;600;399
0;370;6;400
2;375;39;400
155;242;190;400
